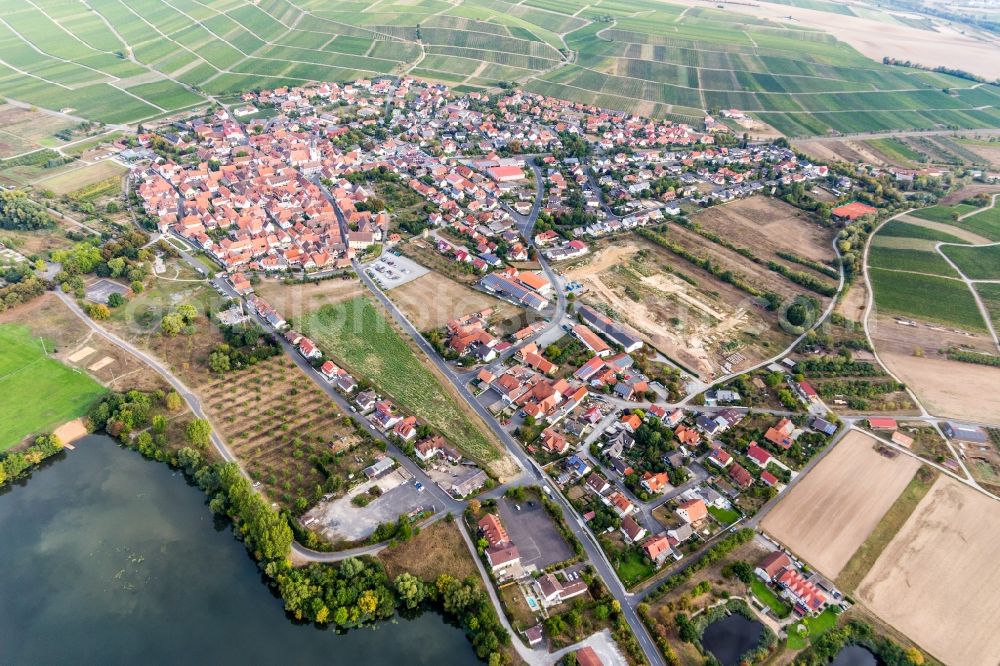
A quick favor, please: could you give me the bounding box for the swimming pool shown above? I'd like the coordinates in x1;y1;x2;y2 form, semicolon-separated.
526;597;539;611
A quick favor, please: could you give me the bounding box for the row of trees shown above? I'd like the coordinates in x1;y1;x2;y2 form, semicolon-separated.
637;228;783;310
0;433;63;487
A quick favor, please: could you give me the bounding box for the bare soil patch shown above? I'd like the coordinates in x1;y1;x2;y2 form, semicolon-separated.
880;351;1000;422
870;313;1000;421
254;276;364;322
871;313;995;356
665;223;823;301
959;143;1000;170
389;270;523;331
0;105;75;158
564;235;786;379
836;281;867;323
672;0;1000;79
858;476;1000;666
52;418;88;445
795;139;871;166
761;430;921;578
693;196;836;264
939;183;1000;206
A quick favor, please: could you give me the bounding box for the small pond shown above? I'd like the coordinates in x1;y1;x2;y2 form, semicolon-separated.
831;644;881;666
701;613;764;666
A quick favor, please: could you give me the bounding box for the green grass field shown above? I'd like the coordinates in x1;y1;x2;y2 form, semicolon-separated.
878;218;966;244
614;545;657;587
785;607;840;651
869;267;987;331
300;296;500;462
707;505;741;526
0;0;997;134
908;204;979;223
868;245;957;277
976;283;1000;331
0;324;107;451
866;137;925;165
941;243;1000;280
956;207;1000;242
750;578;792;618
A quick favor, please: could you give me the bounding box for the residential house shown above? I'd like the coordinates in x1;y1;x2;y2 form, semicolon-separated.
355;390;377;412
577;304;643;352
363;456;395;479
765;418;795;450
535;573;588;606
620;515;647;543
755;551;792;582
729;463;754;489
585;472;611;496
676;498;707;524
450;469;488;497
607;491;635;517
809;417;837;436
566;454;591;478
708;448;732;468
485;544;521;575
641;471;670;494
642;534;675;567
541;428;569;455
478;514;510;548
775;567;827;615
747;443;772;468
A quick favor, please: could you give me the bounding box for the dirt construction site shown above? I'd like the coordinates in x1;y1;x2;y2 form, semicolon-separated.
761;430;921;579
857;476;1000;666
563;235;785;380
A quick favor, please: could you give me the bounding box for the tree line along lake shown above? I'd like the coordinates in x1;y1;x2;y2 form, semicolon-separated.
0;435;480;665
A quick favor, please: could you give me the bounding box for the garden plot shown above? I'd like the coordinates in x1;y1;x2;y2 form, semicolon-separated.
199;356;373;512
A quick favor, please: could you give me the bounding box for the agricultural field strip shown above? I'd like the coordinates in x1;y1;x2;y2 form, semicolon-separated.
13;0;562;99
593;22;981;76
0;15;119;84
537;62;967;96
598;53;859;83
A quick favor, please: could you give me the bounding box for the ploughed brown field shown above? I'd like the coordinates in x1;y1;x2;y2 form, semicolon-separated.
858;476;1000;666
761;430;920;578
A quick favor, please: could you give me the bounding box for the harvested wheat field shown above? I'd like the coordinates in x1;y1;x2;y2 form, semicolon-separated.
880;352;1000;422
870;315;1000;421
762;430;920;578
858;476;1000;666
389;270;522;331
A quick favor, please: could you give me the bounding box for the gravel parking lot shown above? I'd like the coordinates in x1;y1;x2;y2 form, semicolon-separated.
363;253;428;290
304;468;434;542
85;278;130;304
498;496;573;570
